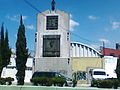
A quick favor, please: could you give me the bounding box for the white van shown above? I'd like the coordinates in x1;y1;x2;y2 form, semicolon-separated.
91;69;108;80
91;69;109;87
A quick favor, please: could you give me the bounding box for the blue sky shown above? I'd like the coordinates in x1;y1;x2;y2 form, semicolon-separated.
0;0;120;52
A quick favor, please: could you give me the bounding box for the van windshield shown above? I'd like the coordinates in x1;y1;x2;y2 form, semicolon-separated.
94;71;106;75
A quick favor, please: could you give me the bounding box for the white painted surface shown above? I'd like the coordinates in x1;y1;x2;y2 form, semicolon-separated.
1;57;33;83
104;56;117;78
71;42;100;57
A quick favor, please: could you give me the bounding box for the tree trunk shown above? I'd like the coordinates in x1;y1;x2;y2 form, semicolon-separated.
0;67;3;77
16;69;25;85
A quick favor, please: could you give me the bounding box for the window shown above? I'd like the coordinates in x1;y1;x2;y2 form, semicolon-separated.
43;35;60;57
46;16;58;30
35;33;37;42
94;71;106;75
67;32;70;41
73;71;87;80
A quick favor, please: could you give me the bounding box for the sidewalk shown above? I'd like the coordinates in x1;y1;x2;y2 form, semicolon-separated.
77;84;91;87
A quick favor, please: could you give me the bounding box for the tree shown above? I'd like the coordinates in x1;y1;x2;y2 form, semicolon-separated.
4;29;12;68
16;15;28;85
116;56;120;80
0;23;11;76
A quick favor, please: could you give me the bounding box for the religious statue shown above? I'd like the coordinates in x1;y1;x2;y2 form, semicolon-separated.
52;0;55;11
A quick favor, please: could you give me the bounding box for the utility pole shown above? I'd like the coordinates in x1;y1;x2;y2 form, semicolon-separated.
103;41;105;56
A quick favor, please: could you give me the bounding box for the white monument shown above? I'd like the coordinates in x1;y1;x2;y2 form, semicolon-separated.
34;0;72;78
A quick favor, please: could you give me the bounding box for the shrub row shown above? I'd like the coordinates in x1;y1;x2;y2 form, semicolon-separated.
0;77;14;85
91;79;119;89
30;77;66;86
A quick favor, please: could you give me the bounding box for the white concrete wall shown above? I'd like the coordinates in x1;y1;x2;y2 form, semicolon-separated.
104;56;117;78
1;57;33;83
34;58;72;78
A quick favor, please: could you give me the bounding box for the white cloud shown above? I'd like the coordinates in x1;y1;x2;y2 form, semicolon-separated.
26;25;35;30
99;38;110;43
70;14;80;31
22;16;27;21
6;15;19;22
11;49;16;54
6;15;27;22
70;14;72;18
88;15;99;20
70;19;79;31
111;21;120;30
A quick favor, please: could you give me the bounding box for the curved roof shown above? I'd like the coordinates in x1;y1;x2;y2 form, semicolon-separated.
71;42;101;55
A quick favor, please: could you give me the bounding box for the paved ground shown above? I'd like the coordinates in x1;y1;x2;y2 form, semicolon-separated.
76;84;120;90
13;82;120;89
77;84;91;87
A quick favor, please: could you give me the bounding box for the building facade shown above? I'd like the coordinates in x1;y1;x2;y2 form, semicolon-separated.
34;9;72;78
104;56;117;78
102;48;120;57
71;42;103;83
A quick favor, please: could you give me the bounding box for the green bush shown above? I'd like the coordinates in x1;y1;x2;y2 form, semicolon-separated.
91;79;119;89
31;77;52;86
37;77;47;86
52;77;66;86
0;78;6;85
98;79;113;88
30;77;41;86
0;77;14;85
112;79;119;89
37;77;52;86
31;77;66;87
46;78;52;86
5;77;14;85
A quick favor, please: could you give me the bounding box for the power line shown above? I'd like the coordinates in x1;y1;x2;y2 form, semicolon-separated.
24;0;42;13
23;0;101;44
71;31;100;44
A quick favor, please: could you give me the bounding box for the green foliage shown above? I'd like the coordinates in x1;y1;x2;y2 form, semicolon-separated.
91;79;119;89
31;77;52;86
72;79;77;87
52;77;66;86
112;79;119;89
30;77;40;86
16;15;28;85
97;79;113;88
0;77;14;85
91;79;100;87
31;77;66;87
0;78;6;85
0;23;11;77
4;30;11;65
5;77;14;85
